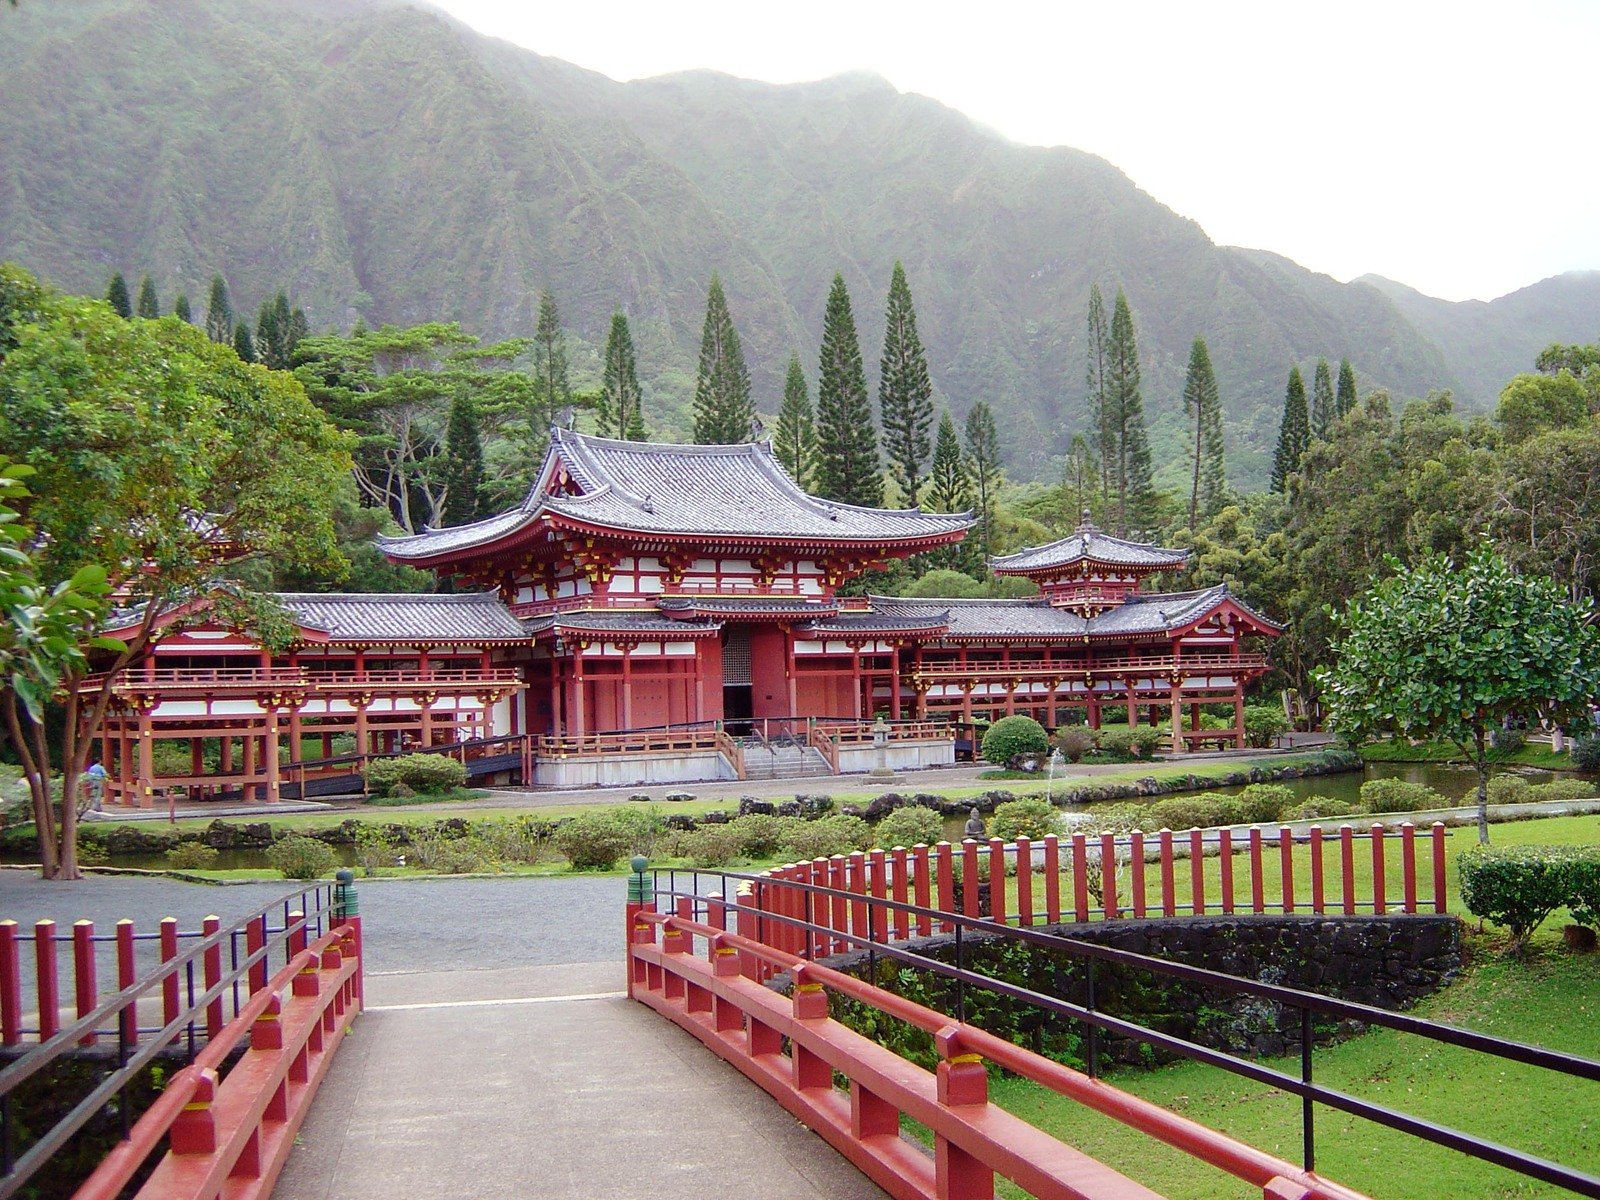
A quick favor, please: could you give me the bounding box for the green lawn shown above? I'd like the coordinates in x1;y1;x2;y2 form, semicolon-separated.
1360;737;1576;771
987;937;1599;1199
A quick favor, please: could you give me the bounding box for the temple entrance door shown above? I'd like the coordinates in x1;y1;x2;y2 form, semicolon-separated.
722;627;754;734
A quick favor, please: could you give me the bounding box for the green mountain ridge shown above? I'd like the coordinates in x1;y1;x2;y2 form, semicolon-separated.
1;0;1595;489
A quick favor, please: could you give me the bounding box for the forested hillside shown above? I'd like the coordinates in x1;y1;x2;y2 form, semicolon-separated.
2;0;1597;486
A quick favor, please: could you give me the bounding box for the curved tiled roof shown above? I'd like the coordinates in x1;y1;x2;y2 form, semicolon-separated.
990;523;1189;574
381;429;973;560
281;592;527;642
656;595;842;619
1090;585;1283;636
523;611;721;638
867;597;1089;639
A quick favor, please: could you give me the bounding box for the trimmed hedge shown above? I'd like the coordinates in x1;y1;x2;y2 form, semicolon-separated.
1359;778;1443;813
1459;844;1600;946
365;753;468;797
779;815;873;862
1570;735;1600;773
554;812;633;870
872;805;944;850
981;715;1049;766
989;799;1061;842
266;835;337;880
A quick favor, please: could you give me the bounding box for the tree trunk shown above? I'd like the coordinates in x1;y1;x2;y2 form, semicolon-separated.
1474;721;1490;844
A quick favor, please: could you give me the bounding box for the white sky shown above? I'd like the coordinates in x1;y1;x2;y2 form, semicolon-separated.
432;0;1600;304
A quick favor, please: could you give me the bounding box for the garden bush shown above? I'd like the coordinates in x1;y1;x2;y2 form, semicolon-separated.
1568;850;1600;930
872;805;943;849
778;815;872;861
681;826;743;869
989;798;1061;842
554;812;633;870
1242;705;1291;748
1490;728;1527;754
1358;778;1442;813
609;806;666;857
431;836;494;874
1080;803;1149;835
1234;784;1296;824
1051;727;1095;763
353;825;400;874
266;835;337;880
474;817;551;865
726;814;796;859
1569;735;1600;773
1143;793;1243;832
981;715;1049;766
1285;796;1365;822
365;753;467;797
1093;728;1138;758
1522;779;1600;804
165;842;220;870
1459;845;1587;947
1486;775;1532;805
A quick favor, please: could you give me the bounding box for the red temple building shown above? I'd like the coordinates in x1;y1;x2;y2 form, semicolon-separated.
92;431;1279;804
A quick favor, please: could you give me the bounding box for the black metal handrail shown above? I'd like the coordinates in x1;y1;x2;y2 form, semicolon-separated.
651;868;1600;1198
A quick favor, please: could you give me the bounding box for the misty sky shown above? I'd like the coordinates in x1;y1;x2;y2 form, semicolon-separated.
432;0;1599;304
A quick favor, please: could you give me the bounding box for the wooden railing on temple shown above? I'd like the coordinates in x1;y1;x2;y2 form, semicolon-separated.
910;652;1269;684
80;666;523;696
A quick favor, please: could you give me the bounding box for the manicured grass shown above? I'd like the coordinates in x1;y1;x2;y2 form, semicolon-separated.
1360;738;1576;771
986;935;1599;1199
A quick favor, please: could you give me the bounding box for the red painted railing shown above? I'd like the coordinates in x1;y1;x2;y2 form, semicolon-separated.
627;905;1371;1200
911;652;1270;684
739;823;1448;950
81;666;522;695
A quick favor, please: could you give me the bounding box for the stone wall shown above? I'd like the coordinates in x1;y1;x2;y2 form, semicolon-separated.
821;914;1461;1064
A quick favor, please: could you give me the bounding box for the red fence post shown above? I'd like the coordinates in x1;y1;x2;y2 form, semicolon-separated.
829;855;849;946
1279;826;1295;914
1189;829;1205;916
1129;831;1146;919
1015;837;1034;927
849;852;870;943
0;921;17;1046
891;847;910;941
1432;823;1448;914
934;1028;994;1200
35;919;58;1042
1339;826;1356;916
1159;830;1177;918
988;839;1008;926
1071;833;1089;923
116;920;136;1048
1219;828;1234;915
1401;823;1418;913
962;841;981;921
1248;827;1265;914
160;917;179;1029
935;842;956;931
869;851;889;943
912;845;933;938
246;914;267;995
202;915;223;1038
1309;827;1325;914
1099;833;1119;920
73;920;97;1046
1371;825;1388;916
1043;834;1061;924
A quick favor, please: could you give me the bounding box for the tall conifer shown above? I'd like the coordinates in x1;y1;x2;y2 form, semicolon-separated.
106;273;131;318
1271;365;1310;491
533;288;572;432
1085;284;1112;500
774;353;815;489
691;275;754;444
878;262;934;506
1106;288;1153;535
596;312;646;440
1336;359;1357;417
205;275;233;344
232;322;256;363
1182;337;1226;529
1311;357;1335;440
1064;433;1094;524
442;394;485;526
173;294;193;324
964;401;1002;565
814;274;881;506
927;409;973;570
135;275;159;319
286;308;309;358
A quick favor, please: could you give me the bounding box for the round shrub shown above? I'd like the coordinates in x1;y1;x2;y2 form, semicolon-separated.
1242;705;1290;748
266;835;337;880
1486;775;1531;805
353;825;400;874
432;837;494;875
778;815;872;862
1359;778;1443;814
1051;727;1095;763
1490;728;1527;754
365;753;467;797
681;826;743;868
1234;784;1296;824
1522;779;1600;804
989;798;1061;842
727;814;797;859
1144;793;1243;832
609;806;666;857
872;805;943;849
1081;803;1148;835
1093;728;1138;759
1459;845;1588;947
1569;735;1600;773
1129;728;1166;759
165;842;220;870
981;715;1049;766
1285;796;1365;822
554;812;633;870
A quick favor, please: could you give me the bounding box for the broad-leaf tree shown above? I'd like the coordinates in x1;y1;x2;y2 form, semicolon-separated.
1318;546;1600;842
0;267;350;876
814;273;882;505
878;262;933;506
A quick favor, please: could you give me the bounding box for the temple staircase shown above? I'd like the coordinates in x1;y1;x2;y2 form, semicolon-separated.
736;737;833;781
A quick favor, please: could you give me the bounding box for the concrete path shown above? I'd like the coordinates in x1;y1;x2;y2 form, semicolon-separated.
274;962;889;1200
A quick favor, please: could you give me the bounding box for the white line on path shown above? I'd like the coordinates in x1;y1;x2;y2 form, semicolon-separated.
367;991;625;1013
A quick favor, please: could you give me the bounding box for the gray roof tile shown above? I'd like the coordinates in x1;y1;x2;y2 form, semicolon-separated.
280;592;527;642
991;523;1190;573
524;610;721;638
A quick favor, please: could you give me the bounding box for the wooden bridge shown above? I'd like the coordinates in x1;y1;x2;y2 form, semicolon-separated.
4;826;1599;1200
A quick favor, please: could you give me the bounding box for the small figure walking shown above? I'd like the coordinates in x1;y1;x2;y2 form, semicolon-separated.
85;760;108;811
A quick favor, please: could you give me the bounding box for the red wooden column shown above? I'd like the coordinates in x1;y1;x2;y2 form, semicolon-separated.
264;705;282;803
1168;681;1183;755
1232;682;1246;748
888;644;902;719
620;646;634;730
571;646;587;738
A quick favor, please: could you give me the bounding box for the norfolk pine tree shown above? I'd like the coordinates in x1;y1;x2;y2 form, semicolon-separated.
533;288;572;433
173;294;192;324
135;275;159;319
442;393;485;526
1107;289;1154;535
205;274;233;344
878;262;934;506
1182;337;1226;529
927;410;973;570
596;312;646;441
814;274;882;506
1085;284;1112;500
1311;358;1335;441
105;273;131;318
964;401;1002;565
232;323;256;363
691;275;754;444
1336;359;1357;418
774;353;815;488
1271;365;1310;491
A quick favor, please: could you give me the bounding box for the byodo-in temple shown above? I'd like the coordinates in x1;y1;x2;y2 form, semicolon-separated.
91;430;1280;805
